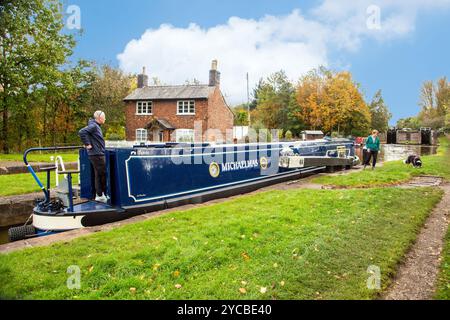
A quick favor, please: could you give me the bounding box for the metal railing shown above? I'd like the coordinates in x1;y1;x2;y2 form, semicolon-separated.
23;146;83;203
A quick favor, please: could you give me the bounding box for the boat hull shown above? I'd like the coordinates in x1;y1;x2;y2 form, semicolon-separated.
30;139;357;232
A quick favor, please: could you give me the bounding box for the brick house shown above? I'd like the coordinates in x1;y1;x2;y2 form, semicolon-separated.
123;60;234;143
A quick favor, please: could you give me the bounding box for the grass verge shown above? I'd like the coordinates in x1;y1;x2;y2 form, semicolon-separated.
435;227;450;299
0;172;79;197
312;136;450;188
0;152;79;163
0;187;442;299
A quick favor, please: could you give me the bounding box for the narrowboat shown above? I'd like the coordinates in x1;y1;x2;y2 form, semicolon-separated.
8;139;359;241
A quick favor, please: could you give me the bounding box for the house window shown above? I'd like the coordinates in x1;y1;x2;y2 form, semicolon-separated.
136;128;148;142
136;101;152;115
175;129;194;142
177;100;195;115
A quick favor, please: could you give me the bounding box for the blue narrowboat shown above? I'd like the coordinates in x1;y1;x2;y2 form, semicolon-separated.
8;139;359;241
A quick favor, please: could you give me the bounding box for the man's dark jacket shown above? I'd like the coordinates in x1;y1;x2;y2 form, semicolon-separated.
78;118;105;156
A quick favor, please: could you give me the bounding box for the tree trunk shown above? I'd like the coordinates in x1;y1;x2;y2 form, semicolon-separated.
43;95;48;145
2;97;9;154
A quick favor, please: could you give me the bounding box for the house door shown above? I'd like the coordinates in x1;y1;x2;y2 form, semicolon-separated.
152;129;163;142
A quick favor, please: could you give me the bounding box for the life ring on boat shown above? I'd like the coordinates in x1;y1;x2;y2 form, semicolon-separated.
209;162;220;178
260;157;269;170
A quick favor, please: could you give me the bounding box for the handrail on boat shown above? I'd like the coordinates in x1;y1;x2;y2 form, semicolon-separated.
23;146;83;202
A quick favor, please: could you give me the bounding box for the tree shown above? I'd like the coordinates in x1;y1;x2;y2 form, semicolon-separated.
232;104;249;126
445;112;450;132
249;79;264;111
253;71;299;131
435;77;450;117
0;0;76;152
396;117;421;129
293;68;325;130
88;64;136;132
294;67;371;136
418;77;449;129
369;90;392;133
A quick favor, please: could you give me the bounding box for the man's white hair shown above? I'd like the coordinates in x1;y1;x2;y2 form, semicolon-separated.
94;110;104;119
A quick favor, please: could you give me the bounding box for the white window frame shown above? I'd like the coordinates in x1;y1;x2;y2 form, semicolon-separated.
175;129;194;142
136;101;153;115
135;128;148;143
177;100;195;115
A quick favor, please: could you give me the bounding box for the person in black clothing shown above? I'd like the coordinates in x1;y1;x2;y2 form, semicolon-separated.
78;111;108;203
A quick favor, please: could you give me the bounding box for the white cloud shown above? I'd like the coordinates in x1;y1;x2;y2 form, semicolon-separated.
117;0;450;105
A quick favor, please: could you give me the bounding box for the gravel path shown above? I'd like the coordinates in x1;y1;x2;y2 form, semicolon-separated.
382;183;450;300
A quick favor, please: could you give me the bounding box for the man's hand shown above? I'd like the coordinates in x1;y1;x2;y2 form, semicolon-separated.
86;144;92;150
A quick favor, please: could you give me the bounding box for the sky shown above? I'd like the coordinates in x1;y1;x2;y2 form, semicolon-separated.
63;0;450;124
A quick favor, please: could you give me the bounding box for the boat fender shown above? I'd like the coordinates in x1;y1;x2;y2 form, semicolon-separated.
8;225;36;242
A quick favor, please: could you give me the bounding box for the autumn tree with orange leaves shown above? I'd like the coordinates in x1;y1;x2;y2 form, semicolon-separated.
293;67;371;136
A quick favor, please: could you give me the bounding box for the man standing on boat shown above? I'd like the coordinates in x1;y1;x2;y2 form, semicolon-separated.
78;111;108;203
363;129;381;170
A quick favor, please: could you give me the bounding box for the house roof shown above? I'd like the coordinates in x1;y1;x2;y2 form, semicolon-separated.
124;85;215;101
301;130;324;135
145;118;176;130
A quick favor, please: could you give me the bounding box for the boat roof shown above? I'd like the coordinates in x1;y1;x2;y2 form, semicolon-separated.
106;138;353;151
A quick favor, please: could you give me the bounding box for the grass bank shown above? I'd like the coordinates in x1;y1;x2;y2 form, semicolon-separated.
312;136;450;188
0;172;79;197
0;152;79;163
0;187;442;299
435;228;450;299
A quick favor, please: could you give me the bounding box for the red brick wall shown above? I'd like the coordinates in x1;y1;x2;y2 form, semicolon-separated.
124;87;234;142
125;99;208;141
206;87;234;143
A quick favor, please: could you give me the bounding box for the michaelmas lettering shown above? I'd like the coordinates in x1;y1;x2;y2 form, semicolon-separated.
221;159;259;172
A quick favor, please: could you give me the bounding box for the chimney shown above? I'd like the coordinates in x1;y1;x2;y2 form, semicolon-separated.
137;66;148;88
209;59;221;87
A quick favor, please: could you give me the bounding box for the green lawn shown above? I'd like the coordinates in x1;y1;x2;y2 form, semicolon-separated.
0;152;79;163
312;136;450;188
435;228;450;299
0;187;442;299
0;172;79;197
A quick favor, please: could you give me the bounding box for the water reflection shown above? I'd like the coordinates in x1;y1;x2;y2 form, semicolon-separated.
355;144;438;163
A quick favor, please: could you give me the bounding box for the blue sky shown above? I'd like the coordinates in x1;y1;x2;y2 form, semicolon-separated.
65;0;450;124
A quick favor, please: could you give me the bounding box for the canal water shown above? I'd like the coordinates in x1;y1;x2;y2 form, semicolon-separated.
0;225;20;245
0;144;439;245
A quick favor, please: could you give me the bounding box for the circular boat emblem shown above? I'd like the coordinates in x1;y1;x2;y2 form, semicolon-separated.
209;162;220;178
260;157;268;170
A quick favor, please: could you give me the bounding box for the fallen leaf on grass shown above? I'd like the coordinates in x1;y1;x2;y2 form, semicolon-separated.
239;288;247;294
175;284;182;289
153;263;161;271
130;287;136;294
260;287;267;294
241;252;250;261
